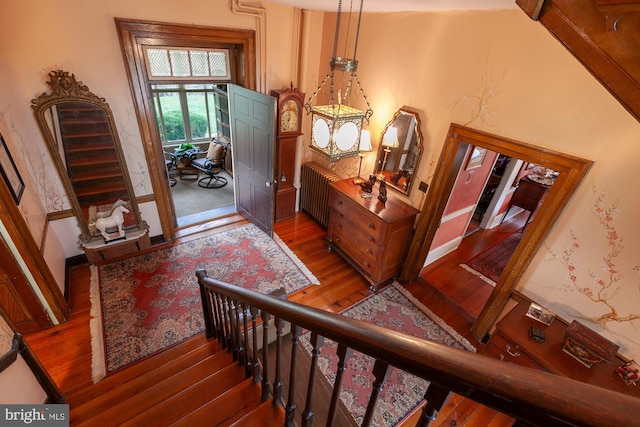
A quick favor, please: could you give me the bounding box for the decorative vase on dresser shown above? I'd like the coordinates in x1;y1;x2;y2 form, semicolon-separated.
327;178;420;291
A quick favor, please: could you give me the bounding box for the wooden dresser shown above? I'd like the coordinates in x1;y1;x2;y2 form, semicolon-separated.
504;176;551;225
327;179;420;291
484;300;640;398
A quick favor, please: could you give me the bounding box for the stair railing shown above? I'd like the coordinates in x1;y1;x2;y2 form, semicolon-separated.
197;270;640;427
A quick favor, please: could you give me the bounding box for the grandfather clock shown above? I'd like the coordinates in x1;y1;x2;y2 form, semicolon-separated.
271;84;305;222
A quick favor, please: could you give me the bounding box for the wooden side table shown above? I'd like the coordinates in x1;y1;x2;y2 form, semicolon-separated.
177;159;200;180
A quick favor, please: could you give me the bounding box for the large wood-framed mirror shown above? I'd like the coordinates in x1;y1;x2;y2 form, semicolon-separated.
375;107;423;195
400;124;593;339
31;70;147;246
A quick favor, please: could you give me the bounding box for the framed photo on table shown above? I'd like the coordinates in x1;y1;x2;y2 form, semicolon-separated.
465;146;487;170
0;133;24;204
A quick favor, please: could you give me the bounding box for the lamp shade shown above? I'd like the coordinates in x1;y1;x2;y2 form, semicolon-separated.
359;129;372;152
382;126;400;148
382;126;399;148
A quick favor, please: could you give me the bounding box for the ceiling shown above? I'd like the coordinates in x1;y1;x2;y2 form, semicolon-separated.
269;0;518;12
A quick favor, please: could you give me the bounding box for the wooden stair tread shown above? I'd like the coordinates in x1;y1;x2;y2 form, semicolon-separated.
67;334;221;405
119;365;250;426
73;361;245;426
227;399;286;427
170;378;262;427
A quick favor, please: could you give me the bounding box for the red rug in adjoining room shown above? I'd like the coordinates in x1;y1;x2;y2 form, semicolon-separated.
301;282;476;427
461;230;523;285
92;223;318;375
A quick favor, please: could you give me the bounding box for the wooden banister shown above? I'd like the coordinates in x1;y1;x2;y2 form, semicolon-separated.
197;270;640;426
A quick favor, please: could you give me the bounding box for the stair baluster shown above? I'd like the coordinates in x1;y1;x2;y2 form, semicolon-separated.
420;383;451;426
241;302;252;376
285;325;302;426
302;332;324;427
327;343;354;425
273;316;285;405
362;360;392;426
261;310;271;401
250;306;260;383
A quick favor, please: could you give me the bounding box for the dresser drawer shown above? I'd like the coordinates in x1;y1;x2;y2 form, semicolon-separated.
330;211;379;275
329;190;385;237
487;332;543;370
327;179;420;290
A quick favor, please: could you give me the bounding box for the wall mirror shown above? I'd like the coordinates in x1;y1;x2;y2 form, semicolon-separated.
375;107;423;195
31;70;147;244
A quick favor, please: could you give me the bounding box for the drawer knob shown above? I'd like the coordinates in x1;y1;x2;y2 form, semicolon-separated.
368;236;374;242
368;223;375;229
337;201;342;206
498;354;505;361
337;224;342;230
366;248;372;253
505;344;520;358
363;261;370;267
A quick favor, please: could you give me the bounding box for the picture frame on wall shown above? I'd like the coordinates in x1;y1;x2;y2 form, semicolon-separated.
0;133;25;204
465;146;487;170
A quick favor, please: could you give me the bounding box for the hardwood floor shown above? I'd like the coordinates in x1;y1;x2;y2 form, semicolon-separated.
24;211;515;426
419;211;528;319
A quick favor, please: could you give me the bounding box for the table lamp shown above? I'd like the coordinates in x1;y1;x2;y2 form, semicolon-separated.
353;130;373;184
377;126;398;180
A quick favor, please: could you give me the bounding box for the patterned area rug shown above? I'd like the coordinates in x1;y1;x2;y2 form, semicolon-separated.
90;223;318;379
302;283;476;427
461;230;523;285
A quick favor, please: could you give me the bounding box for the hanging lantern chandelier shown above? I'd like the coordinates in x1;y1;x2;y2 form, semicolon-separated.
305;0;373;163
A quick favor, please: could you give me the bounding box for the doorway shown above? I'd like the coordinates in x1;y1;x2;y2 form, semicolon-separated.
148;81;236;228
400;124;592;339
422;145;555;318
115;19;256;242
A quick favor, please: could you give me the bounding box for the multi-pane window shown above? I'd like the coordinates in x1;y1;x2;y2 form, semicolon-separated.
145;46;231;147
151;84;227;146
145;47;230;80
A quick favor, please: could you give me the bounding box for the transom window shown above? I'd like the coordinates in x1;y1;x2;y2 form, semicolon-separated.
144;47;231;80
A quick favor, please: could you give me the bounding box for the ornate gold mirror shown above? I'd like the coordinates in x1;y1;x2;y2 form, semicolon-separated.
31;70;147;245
375;107;423;195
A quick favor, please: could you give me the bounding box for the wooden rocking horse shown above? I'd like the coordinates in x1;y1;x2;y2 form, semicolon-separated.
89;200;129;242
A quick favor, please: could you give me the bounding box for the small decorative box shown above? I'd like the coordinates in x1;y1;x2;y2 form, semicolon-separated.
562;320;619;368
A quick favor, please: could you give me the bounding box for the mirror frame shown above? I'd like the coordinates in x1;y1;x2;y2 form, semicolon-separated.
400;123;593;339
31;70;145;243
376;107;423;195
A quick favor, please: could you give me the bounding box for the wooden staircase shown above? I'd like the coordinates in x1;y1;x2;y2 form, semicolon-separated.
67;333;285;426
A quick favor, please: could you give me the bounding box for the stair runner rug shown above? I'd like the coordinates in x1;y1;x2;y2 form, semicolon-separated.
301;282;476;427
460;230;523;285
89;223;318;381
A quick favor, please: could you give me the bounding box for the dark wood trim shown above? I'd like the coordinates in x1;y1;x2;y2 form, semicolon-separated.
0;163;68;327
0;333;19;372
517;0;640;123
115;18;256;242
400;124;593;340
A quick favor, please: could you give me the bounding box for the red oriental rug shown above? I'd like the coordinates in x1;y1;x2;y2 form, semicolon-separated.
301;282;476;427
461;230;523;285
90;223;318;379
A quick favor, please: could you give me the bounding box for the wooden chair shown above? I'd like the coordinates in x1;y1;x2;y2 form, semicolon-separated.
191;139;229;188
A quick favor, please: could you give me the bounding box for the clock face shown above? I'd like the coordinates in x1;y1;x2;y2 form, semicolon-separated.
280;99;299;133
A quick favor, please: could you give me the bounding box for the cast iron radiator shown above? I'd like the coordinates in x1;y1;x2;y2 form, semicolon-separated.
300;162;341;227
